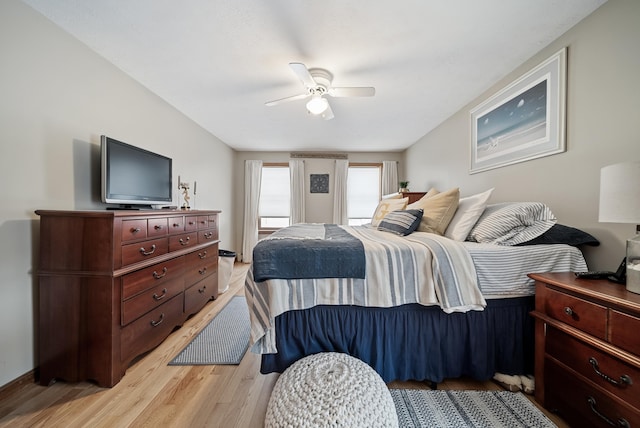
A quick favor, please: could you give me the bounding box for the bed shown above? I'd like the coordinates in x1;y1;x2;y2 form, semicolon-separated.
244;200;593;384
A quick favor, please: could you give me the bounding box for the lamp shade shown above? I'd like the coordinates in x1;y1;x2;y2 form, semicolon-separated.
599;161;640;224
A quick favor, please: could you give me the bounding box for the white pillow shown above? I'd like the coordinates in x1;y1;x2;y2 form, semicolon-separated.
444;188;494;241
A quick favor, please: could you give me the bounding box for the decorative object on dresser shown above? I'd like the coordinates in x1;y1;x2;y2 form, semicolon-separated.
599;161;640;294
36;209;220;387
530;272;640;427
398;181;409;192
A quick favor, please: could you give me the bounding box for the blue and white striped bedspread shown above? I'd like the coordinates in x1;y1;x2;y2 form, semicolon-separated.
245;225;486;354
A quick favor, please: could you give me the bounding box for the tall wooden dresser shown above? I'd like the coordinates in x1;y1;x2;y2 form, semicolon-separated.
36;209;221;387
530;272;640;427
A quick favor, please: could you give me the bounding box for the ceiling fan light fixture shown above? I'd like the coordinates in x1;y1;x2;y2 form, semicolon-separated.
306;96;329;115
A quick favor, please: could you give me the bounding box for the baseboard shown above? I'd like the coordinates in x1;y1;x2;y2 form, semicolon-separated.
0;369;37;401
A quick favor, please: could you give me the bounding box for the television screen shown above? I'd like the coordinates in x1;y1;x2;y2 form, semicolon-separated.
101;136;173;207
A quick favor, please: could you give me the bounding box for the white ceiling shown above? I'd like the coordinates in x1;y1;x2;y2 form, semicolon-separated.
23;0;606;153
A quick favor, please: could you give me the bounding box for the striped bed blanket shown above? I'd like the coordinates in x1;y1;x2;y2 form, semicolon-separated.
245;225;486;354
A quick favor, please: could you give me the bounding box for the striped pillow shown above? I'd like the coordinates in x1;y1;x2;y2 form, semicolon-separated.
377;209;424;236
467;202;557;245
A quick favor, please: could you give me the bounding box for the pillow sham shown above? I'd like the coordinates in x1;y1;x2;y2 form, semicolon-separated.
377;209;424;236
467;202;557;246
371;197;409;227
407;187;460;235
516;224;600;246
406;187;439;209
444;188;494;241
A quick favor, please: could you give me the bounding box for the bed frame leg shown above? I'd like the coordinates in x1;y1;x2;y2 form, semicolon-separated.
428;381;437;390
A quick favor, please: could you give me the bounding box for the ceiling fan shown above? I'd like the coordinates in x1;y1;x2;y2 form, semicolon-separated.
265;63;375;120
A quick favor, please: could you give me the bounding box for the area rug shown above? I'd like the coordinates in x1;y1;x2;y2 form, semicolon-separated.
169;296;250;365
391;389;557;428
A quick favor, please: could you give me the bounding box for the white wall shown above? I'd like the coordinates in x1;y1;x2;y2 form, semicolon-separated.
233;152;404;260
404;0;639;271
0;0;235;387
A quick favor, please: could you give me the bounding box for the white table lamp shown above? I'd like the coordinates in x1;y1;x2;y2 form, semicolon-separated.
599;161;640;294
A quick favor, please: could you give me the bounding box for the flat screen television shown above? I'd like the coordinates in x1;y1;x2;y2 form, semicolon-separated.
101;135;173;208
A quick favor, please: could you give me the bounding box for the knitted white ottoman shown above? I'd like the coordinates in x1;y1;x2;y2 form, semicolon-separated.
265;352;399;427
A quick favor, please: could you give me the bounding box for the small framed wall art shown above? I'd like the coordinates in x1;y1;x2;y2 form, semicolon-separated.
310;174;329;193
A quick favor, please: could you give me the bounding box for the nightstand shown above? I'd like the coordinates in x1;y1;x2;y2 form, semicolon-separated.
529;272;640;427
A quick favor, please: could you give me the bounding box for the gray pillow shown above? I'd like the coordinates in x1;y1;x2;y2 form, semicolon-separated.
377;209;423;236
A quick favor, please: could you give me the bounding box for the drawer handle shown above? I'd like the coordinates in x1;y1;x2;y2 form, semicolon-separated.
152;267;168;279
131;227;141;233
179;237;190;246
198;286;206;294
150;313;165;327
153;288;168;300
198;250;208;259
173;223;181;228
188;221;196;225
589;357;633;387
199;267;207;275
587;396;630;428
203;232;213;239
154;224;163;230
563;306;574;317
140;244;156;256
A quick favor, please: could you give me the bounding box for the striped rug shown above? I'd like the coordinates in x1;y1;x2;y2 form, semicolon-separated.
169;296;250;365
391;389;556;428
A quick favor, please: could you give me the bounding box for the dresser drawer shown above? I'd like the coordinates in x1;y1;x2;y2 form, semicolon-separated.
147;217;168;237
610;309;640;356
121;237;168;266
185;247;218;286
184;276;215;316
169;232;198;252
546;326;639;409
546;358;640;428
120;294;184;363
198;228;218;244
545;287;607;340
122;257;185;299
185;215;199;231
122;277;184;325
122;219;147;241
168;216;185;235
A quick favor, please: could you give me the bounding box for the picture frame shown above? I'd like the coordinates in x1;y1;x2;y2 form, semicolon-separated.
310;174;329;193
469;47;567;174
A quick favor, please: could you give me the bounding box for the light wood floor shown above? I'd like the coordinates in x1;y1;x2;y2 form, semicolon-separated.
0;263;568;428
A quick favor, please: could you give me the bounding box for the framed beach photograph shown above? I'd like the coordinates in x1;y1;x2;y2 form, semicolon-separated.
469;48;567;174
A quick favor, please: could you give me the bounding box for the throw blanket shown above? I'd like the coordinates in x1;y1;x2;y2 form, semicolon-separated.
252;223;365;282
245;225;486;354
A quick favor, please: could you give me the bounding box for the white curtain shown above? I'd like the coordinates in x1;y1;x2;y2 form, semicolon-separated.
289;159;305;224
332;159;349;225
241;160;262;263
382;160;398;196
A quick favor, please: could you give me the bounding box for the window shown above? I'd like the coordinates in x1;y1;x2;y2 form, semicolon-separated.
347;164;381;225
259;165;290;229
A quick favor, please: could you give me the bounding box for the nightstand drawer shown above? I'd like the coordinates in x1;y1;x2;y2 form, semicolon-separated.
610;309;640;356
546;326;639;409
545;287;607;340
546;358;640;428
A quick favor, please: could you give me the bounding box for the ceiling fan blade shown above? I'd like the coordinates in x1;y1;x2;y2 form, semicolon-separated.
265;92;309;107
289;62;317;88
322;103;334;121
329;86;376;97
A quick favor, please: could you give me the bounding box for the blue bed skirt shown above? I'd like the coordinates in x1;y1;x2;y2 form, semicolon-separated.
260;296;535;383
